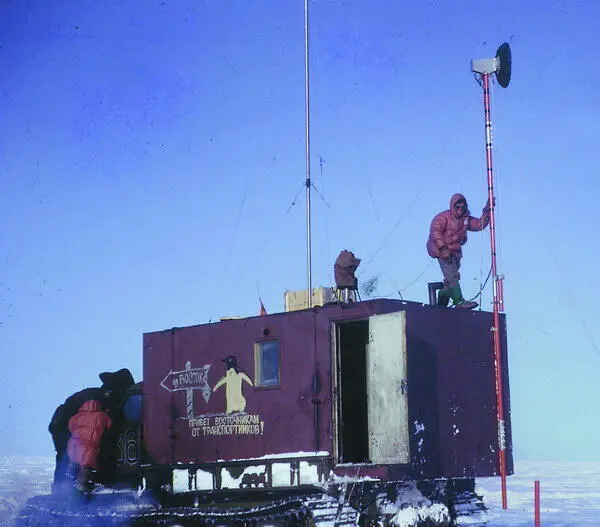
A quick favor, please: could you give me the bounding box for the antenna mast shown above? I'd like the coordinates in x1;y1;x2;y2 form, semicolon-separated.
304;0;313;307
471;42;512;510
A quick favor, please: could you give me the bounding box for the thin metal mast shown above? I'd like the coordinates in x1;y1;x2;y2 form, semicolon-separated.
304;0;313;307
482;72;508;509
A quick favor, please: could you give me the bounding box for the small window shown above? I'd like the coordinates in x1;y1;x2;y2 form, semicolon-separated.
254;340;280;387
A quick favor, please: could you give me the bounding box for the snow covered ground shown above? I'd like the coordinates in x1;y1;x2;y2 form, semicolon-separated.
0;456;599;526
476;460;600;526
0;456;53;526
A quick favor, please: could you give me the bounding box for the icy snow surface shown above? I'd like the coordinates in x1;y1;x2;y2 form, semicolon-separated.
1;457;600;526
476;461;600;526
391;503;449;527
384;481;450;527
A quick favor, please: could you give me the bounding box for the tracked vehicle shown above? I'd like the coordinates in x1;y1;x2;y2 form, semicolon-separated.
18;295;512;526
17;26;515;526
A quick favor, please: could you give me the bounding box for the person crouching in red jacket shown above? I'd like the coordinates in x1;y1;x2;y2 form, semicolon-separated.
427;193;491;309
67;399;112;496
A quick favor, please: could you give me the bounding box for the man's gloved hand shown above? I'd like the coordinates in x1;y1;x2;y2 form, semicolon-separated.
484;197;496;212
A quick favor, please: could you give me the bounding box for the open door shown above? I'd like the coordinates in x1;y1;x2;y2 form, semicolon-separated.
367;311;409;464
334;320;370;464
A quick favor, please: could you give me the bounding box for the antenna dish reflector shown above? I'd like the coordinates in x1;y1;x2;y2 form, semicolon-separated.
495;42;511;88
471;41;512;88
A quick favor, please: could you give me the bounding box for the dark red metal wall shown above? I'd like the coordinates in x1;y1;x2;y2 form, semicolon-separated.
143;310;323;464
402;303;512;479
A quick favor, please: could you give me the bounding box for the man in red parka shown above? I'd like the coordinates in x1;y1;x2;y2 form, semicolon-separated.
67;399;112;496
427;193;491;309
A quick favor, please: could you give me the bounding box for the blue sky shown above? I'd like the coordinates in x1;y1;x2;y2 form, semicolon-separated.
1;1;599;463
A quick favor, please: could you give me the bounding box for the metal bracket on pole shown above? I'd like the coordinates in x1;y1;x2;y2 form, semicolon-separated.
498;419;506;451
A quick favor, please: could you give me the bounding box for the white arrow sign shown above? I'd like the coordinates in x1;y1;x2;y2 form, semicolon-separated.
161;362;212;417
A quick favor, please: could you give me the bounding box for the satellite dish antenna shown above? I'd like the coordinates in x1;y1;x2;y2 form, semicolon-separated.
471;42;512;87
470;41;512;512
495;42;512;87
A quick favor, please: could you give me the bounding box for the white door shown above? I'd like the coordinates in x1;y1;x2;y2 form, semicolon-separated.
367;311;409;464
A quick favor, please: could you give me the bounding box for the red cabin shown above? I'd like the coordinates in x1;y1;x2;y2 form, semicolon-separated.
142;299;512;488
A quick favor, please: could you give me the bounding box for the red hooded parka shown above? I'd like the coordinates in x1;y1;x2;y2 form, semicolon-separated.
426;193;490;259
67;399;112;469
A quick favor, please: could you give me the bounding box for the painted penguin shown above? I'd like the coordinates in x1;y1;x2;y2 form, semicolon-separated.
213;355;253;414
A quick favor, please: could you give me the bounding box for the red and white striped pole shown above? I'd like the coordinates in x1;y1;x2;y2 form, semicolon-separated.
481;72;508;509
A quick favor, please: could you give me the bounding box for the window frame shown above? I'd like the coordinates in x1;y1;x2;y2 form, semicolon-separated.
253;339;281;389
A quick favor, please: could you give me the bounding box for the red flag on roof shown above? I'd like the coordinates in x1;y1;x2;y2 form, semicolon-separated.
259;299;267;316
